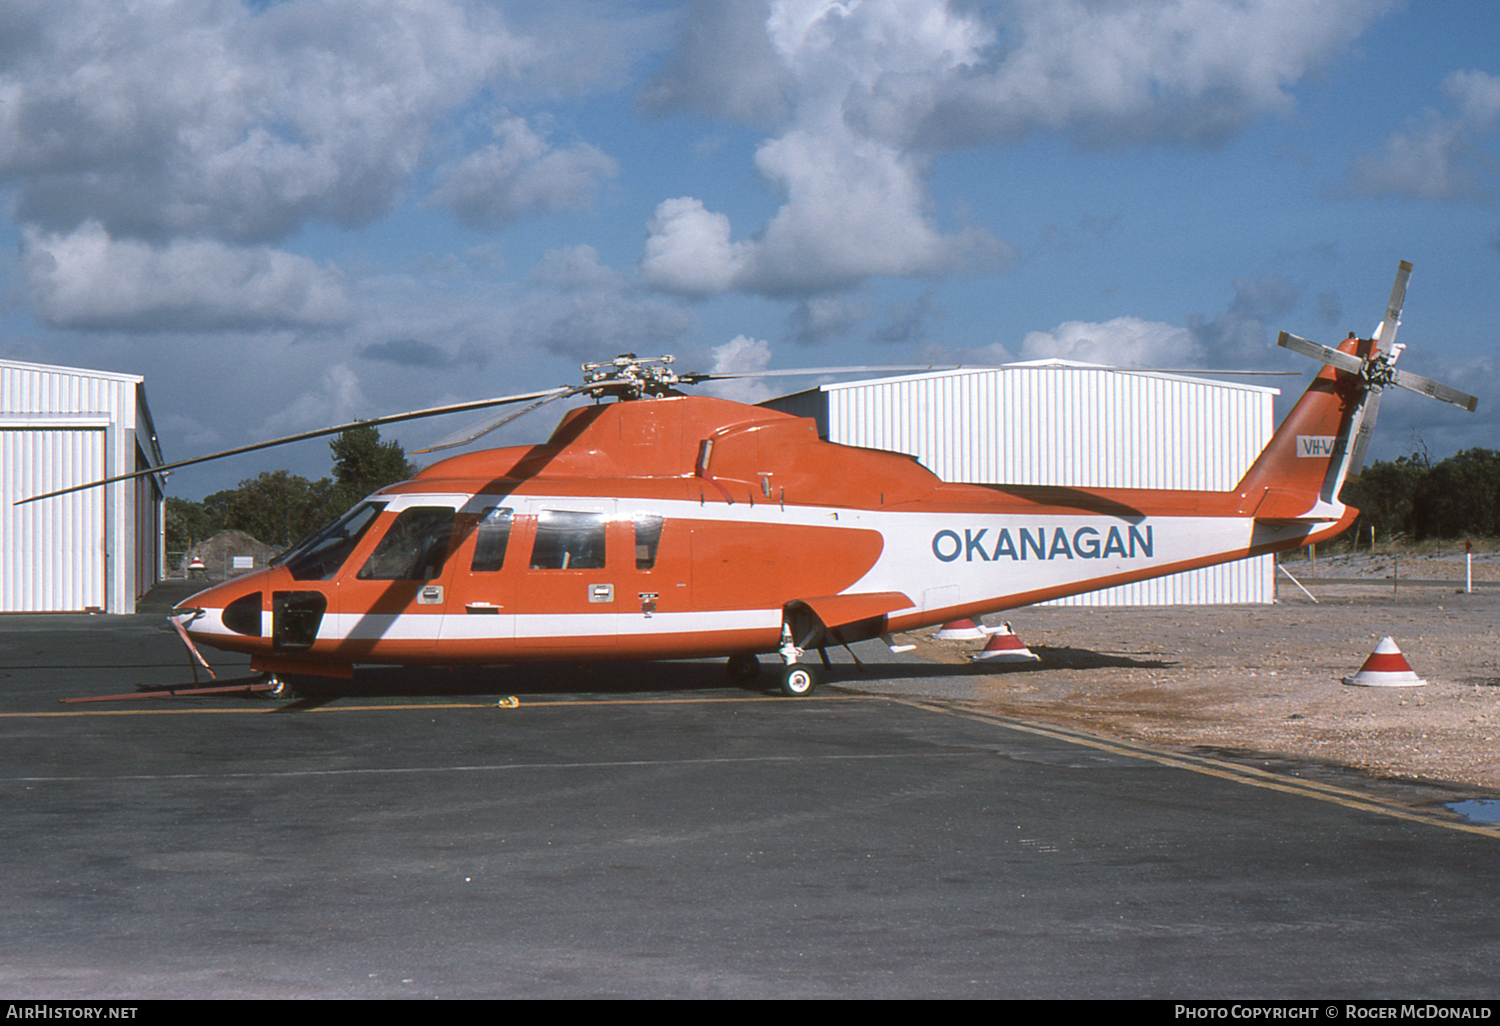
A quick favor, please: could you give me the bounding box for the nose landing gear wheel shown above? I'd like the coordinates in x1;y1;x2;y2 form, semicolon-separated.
778;664;818;697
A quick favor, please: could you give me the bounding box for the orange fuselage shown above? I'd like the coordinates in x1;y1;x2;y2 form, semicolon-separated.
175;370;1359;679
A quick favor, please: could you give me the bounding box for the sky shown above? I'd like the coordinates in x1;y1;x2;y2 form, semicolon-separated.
2;0;1497;500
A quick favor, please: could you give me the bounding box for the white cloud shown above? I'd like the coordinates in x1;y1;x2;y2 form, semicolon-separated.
640;0;1387;303
640;2;1006;299
1021;275;1303;370
789;294;874;345
23;222;353;331
876;0;1396;146
702;335;777;404
641;0;793;125
740;127;1003;294
1349;70;1500;201
258;363;373;438
430;117;618;230
1021;317;1199;368
528;245;626;293
640;198;750;298
0;0;617;244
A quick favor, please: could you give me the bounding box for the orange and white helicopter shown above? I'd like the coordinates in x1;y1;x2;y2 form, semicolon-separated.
28;262;1477;698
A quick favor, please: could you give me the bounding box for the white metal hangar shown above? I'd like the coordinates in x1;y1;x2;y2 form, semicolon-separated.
761;361;1280;606
1;358;165;613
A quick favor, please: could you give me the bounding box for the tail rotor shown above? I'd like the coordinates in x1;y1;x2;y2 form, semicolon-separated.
1276;260;1476;477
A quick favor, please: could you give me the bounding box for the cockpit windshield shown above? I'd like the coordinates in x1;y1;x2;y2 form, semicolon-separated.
277;501;387;581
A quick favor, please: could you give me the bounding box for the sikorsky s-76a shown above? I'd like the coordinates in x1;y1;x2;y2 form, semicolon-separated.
27;263;1477;698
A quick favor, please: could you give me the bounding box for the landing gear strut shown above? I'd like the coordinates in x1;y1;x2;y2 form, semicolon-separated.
776;623;819;697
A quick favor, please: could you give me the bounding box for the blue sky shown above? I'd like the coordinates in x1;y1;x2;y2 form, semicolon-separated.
1;0;1496;499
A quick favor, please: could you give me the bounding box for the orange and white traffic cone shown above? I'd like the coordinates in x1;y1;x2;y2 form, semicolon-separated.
1342;637;1427;687
935;619;985;641
971;622;1040;663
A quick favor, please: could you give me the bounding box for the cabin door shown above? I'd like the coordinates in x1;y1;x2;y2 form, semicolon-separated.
514;499;619;651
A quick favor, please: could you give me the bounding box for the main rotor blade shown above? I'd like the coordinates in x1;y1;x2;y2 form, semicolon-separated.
1277;332;1366;375
1390;367;1479;412
414;386;586;454
15;385;573;506
678;364;961;384
684;363;1296;384
1372;260;1412;356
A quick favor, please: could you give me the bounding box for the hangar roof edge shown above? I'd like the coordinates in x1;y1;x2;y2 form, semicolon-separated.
0;356;145;385
806;361;1282;397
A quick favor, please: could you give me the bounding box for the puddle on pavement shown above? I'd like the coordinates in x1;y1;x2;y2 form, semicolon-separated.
1446;799;1500;823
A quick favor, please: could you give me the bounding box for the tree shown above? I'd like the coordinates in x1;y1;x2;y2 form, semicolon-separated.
202;471;338;549
1412;448;1500;539
164;496;222;552
1343;447;1500;543
1342;453;1430;543
163;427;419;552
329;425;418;506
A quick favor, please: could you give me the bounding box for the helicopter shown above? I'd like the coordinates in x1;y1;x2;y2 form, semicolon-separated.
25;262;1477;698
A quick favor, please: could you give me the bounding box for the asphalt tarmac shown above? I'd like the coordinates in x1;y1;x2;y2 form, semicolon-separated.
2;584;1499;999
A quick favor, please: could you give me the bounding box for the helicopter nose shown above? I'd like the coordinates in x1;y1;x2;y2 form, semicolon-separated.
173;576;268;639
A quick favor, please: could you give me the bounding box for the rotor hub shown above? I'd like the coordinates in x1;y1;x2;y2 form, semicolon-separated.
581;353;681;400
1362;356;1397;391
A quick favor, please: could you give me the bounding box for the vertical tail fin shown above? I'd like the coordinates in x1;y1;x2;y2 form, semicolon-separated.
1235;336;1368;521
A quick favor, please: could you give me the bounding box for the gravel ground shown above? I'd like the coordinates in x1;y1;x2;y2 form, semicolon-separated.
894;552;1500;792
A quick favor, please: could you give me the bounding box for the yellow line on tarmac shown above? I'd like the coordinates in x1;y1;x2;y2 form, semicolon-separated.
896;697;1500;842
1;693;863;718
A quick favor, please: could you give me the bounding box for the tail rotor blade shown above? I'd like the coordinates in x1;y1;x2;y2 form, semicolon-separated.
1372;260;1412;356
1390;367;1479;412
1274;261;1473;477
1345;390;1381;475
1277;332;1365;375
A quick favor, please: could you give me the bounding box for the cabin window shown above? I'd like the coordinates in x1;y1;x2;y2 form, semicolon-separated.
282;502;387;582
529;510;607;570
471;507;514;572
634;513;664;570
357;506;456;581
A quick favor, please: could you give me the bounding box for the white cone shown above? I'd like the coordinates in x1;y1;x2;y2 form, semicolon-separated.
1342;637;1427;687
971;622;1040;663
935;619;985;641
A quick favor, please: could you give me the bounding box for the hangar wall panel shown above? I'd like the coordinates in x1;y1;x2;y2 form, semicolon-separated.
0;359;163;613
765;365;1278;606
0;427;107;612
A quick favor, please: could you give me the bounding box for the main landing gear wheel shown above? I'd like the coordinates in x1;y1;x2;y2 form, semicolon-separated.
778;664;819;697
726;652;761;682
258;674;320;700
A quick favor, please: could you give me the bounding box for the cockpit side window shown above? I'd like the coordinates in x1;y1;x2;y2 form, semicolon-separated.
357;506;456;581
282;502;387;582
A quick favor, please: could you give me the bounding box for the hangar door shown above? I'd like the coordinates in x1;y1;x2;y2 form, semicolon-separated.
0;426;107;612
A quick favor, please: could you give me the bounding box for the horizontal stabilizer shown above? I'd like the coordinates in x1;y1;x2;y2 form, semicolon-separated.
789;591;914;630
